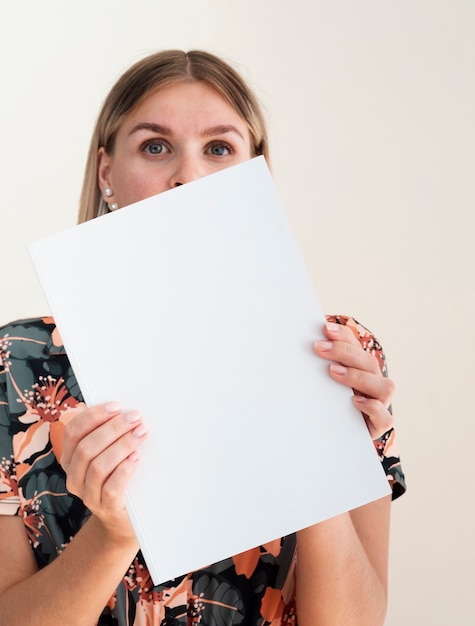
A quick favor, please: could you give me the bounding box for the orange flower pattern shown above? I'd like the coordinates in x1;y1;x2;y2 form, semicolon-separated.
0;317;405;625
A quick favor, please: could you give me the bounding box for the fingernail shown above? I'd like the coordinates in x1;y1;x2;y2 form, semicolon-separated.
326;321;339;333
104;401;121;415
125;410;142;424
330;363;347;375
315;340;333;351
353;395;366;405
133;423;148;438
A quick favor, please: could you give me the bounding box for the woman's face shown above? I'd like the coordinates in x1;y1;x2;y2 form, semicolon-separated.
98;81;253;209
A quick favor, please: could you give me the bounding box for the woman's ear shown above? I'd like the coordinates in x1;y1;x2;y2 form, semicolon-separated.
97;146;112;194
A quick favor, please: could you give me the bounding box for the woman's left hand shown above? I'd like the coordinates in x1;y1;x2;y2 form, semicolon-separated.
314;320;394;440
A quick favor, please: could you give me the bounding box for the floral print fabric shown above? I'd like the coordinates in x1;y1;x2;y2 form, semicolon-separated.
0;316;405;625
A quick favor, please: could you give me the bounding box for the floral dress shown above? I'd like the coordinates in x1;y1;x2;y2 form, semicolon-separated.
0;315;405;625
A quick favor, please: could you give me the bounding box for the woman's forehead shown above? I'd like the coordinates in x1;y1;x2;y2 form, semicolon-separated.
119;81;249;135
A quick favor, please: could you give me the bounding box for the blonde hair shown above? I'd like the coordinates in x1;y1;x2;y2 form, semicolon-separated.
78;49;269;223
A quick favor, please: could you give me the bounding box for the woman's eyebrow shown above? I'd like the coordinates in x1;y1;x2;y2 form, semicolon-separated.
128;122;171;136
127;122;245;140
203;125;245;140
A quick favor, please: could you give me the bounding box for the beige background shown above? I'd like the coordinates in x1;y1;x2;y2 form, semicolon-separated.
1;1;473;623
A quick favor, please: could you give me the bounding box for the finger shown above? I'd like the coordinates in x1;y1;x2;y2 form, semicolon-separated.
69;402;122;439
83;424;147;509
324;319;387;375
73;410;144;466
323;320;362;346
314;339;381;376
62;405;144;488
97;451;142;514
352;395;394;439
84;423;148;493
67;422;148;506
61;402;122;466
329;363;395;407
65;413;146;488
80;449;142;521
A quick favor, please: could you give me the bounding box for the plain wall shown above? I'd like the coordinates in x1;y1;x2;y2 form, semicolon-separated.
1;1;473;624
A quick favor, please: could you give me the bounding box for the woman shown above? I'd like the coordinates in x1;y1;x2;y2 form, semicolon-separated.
0;50;405;625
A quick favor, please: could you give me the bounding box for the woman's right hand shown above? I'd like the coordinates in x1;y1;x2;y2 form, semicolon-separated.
60;402;148;542
0;403;149;624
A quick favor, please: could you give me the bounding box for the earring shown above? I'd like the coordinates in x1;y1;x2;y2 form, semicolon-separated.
104;187;118;210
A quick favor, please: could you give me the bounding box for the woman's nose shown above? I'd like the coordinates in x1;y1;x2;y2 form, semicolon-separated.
169;155;204;188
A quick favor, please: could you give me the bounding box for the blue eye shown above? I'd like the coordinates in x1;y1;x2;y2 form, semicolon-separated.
146;142;165;154
141;140;169;155
209;143;231;156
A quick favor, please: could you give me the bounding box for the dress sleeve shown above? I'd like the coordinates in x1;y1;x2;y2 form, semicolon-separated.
0;331;21;515
326;314;406;500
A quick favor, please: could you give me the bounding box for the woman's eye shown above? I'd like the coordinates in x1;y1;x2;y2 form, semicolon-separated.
142;141;168;155
208;143;232;157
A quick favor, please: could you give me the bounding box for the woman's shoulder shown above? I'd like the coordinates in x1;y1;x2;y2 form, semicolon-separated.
0;316;65;361
0;315;82;418
0;315;56;334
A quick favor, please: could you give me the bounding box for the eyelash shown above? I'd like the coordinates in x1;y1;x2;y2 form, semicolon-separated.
141;139;169;155
139;139;234;157
207;141;233;156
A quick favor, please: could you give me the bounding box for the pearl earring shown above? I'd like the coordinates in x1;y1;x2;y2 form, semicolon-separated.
109;202;119;211
104;187;113;197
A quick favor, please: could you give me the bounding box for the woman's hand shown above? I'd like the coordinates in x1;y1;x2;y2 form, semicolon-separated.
298;319;393;625
60;402;148;541
0;404;149;625
314;320;394;439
